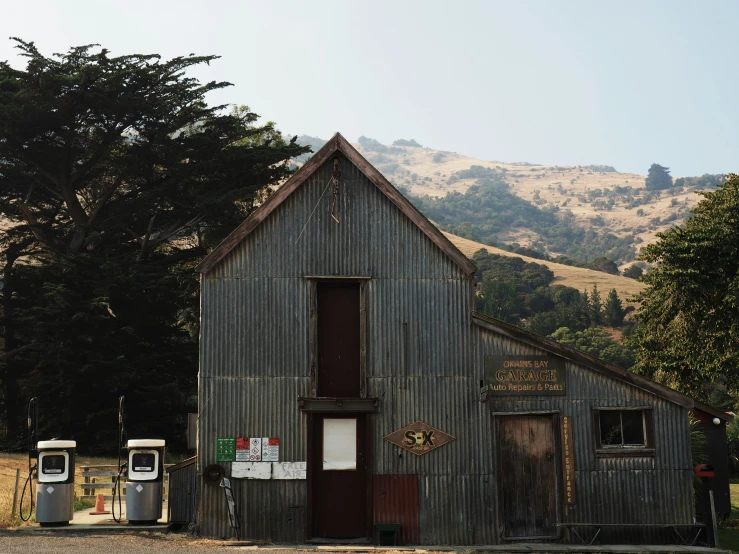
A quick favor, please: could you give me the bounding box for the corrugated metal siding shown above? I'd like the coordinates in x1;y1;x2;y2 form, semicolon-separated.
197;376;310;540
198;148;694;545
210;158;465;281
474;322;695;543
373;475;419;545
169;459;197;525
199;155;474;542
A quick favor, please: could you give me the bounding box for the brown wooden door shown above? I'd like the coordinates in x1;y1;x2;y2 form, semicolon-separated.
313;414;367;538
497;414;559;539
317;282;360;397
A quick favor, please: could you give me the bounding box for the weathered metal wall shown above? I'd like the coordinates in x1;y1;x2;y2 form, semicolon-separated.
168;458;197;525
198;155;477;542
474;322;695;543
199;148;695;545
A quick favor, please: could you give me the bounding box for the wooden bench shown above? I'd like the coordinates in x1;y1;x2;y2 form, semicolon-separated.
557;523;706;546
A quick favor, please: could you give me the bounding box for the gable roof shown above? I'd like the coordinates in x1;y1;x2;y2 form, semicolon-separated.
473;311;731;420
196;133;477;275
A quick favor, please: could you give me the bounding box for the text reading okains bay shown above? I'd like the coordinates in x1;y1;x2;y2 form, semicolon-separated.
484;355;566;395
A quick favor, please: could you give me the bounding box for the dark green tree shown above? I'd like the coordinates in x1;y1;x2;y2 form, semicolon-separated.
550;327;635;368
0;39;308;448
587;257;620;275
603;288;625;328
477;279;522;325
589;285;603;325
622;264;644;279
645;163;673;191
631;174;739;398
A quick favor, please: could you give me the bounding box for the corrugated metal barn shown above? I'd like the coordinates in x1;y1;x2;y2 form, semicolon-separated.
193;133;729;545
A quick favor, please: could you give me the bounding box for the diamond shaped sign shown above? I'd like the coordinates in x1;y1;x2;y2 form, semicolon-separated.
384;420;455;456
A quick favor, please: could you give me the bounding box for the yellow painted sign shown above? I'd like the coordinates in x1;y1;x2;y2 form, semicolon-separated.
561;415;577;505
485;355;566;395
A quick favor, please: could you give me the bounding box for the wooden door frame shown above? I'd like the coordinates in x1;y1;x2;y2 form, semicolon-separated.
305;276;372;541
307;277;368;398
493;411;562;541
305;412;373;541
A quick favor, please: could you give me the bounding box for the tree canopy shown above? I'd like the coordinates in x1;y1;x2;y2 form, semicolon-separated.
631;174;739;399
0;39;308;449
645;163;673;191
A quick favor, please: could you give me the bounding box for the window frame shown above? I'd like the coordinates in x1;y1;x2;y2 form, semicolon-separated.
592;407;655;458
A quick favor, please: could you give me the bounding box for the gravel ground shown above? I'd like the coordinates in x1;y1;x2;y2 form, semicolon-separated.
0;532;427;554
0;532;256;553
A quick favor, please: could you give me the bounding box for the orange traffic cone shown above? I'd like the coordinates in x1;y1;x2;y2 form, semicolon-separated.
89;493;111;515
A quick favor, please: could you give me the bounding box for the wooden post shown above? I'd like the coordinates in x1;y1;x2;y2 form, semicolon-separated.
710;490;720;548
10;468;20;519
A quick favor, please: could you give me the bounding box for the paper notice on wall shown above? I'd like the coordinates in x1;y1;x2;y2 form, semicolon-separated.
263;437;280;461
235;437;250;461
249;437;262;461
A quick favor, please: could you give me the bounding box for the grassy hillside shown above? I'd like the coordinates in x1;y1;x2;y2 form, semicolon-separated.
445;232;645;305
341;137;723;266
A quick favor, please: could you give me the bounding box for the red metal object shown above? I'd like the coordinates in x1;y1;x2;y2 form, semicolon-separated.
373;475;419;545
694;464;715;477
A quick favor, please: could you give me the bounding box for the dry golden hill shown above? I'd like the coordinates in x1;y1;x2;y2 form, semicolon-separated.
355;141;708;259
445;232;646;305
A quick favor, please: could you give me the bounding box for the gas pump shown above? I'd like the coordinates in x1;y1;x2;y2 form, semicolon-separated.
125;439;165;524
35;440;76;525
112;396;165;524
19;397;76;526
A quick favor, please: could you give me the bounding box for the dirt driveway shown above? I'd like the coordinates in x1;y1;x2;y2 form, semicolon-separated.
0;532;425;554
0;532;256;554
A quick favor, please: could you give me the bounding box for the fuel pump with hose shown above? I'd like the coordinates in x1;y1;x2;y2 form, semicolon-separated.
20;397;77;526
112;396;166;524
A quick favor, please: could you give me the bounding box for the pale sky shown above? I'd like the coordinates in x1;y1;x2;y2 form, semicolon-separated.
2;0;737;176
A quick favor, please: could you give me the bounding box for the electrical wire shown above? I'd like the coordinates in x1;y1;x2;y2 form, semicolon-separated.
294;177;334;245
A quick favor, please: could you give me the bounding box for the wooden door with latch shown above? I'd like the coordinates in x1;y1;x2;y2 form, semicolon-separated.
497;414;560;539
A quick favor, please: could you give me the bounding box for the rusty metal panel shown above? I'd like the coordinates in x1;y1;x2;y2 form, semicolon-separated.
373;475;419;545
168;459;196;525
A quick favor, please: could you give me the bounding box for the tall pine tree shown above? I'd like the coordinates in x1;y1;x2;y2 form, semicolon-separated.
604;288;625;328
0;39;309;448
589;285;603;325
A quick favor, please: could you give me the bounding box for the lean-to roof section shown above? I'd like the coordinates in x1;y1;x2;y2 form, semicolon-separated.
473;310;706;412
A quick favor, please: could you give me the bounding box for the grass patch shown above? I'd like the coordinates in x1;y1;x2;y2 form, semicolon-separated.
719;481;739;552
74;497;95;512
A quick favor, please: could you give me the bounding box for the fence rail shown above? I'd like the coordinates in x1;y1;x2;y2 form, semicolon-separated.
79;464;171;501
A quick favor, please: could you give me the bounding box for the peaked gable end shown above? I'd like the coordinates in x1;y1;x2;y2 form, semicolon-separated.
196;133;476;275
